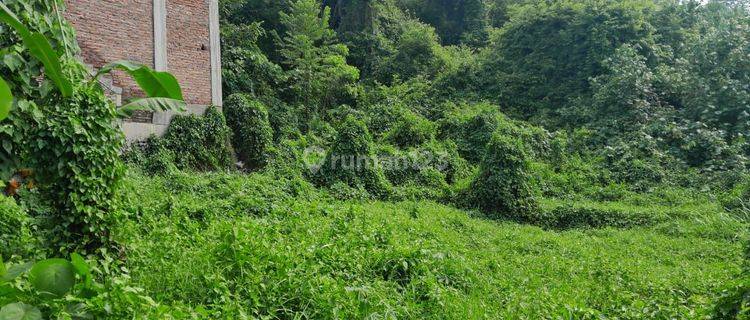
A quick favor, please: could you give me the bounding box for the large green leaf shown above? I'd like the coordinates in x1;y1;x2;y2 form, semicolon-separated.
119;97;187;118
0;303;41;320
1;263;31;283
0;4;30;39
0;77;12;121
28;259;75;298
0;3;73;98
96;60;184;100
69;254;89;279
69;253;93;288
26;33;73;97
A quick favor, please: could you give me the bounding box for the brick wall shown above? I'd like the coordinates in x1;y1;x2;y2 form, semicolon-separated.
64;0;212;106
167;0;212;105
64;0;154;101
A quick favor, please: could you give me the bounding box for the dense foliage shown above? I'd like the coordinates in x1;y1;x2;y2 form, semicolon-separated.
316;115;391;196
209;1;750;315
464;134;539;219
0;0;125;249
2;0;750;318
224;94;273;171
128;106;234;173
112;171;744;318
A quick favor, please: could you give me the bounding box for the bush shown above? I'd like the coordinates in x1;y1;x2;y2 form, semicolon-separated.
713;238;750;319
713;277;750;320
224;94;273;171
464;134;539;219
452;110;498;164
0;196;31;258
379;141;469;189
389;168;450;202
266;138;334;182
317;116;391;197
328;182;372;201
721;178;750;214
0;0;126;250
530;156;608;199
439;105;551;164
161;106;235;171
27;85;125;249
142;147;178;176
531;202;659;230
364;103;405;138
385;110;436;148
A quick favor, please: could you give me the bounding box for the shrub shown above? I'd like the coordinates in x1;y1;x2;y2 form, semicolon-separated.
465;134;539;219
389;168;450;202
530;156;607;199
122;137;177;176
265;138;314;179
379;141;469;189
713;237;750;319
328;182;372;201
0;196;30;257
162;106;235;171
454;110;498;164
25;85;125;249
531;202;659;230
317;116;390;197
264;97;302;140
223;94;273;171
142;147;178;176
439;105;551;164
385;110;436;148
364;103;405;138
721;178;750;214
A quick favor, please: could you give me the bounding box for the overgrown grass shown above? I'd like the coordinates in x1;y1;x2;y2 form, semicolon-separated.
107;169;747;319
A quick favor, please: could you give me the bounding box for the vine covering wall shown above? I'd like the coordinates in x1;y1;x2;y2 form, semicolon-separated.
0;0;125;250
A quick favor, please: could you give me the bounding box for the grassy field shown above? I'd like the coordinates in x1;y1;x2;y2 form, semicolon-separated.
107;170;746;319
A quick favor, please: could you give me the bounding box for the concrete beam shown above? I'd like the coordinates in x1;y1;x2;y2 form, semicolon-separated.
153;0;168;71
209;0;222;106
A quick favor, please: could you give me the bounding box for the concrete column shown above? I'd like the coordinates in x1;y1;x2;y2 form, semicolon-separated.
153;0;168;71
209;0;222;106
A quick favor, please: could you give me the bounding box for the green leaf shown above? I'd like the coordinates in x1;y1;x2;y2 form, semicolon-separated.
0;4;30;40
119;97;187;118
0;3;73;98
0;284;21;302
0;257;5;279
26;33;73;97
0;77;12;122
0;303;41;320
2;263;31;283
96;60;184;100
69;254;89;279
69;253;93;289
28;259;75;298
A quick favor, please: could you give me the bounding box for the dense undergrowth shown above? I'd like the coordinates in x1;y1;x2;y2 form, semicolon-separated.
113;170;748;318
1;0;750;318
2;167;747;318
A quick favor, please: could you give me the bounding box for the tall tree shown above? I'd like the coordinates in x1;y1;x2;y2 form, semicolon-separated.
279;0;360;124
478;0;657;125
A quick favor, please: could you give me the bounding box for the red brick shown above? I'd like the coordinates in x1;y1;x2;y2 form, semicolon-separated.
64;0;212;106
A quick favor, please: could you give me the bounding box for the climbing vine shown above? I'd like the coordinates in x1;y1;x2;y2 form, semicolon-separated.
0;0;185;250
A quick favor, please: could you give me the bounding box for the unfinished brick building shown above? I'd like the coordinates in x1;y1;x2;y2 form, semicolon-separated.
64;0;222;140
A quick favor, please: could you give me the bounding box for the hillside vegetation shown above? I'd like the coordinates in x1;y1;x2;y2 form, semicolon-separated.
0;0;749;318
